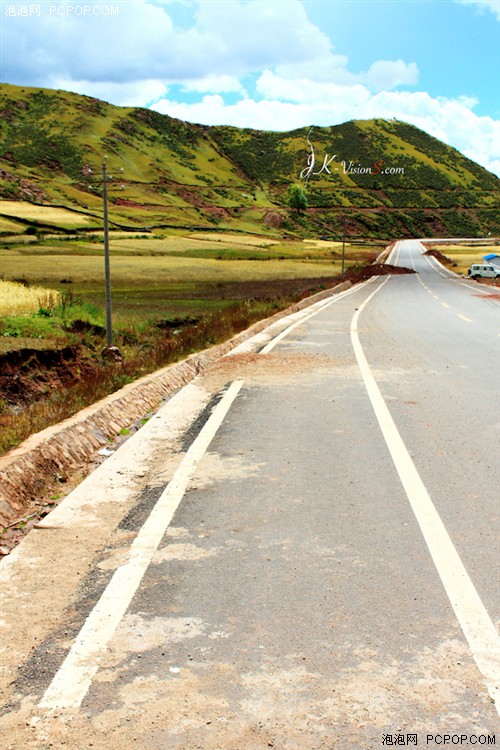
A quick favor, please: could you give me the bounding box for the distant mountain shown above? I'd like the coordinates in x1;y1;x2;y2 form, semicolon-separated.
0;83;498;238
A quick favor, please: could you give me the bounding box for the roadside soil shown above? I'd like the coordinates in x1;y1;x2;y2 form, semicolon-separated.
423;248;458;267
0;345;99;408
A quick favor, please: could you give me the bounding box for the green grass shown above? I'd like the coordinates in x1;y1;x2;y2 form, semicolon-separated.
1;233;367;329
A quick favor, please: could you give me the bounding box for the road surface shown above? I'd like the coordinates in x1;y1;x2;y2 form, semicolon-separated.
1;239;499;749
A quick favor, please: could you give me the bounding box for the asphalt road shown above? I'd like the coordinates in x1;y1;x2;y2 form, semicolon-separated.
1;239;499;750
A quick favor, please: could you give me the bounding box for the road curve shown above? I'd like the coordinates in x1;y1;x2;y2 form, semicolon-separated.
0;239;499;750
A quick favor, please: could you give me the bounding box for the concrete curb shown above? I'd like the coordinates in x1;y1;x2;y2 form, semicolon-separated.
0;281;352;527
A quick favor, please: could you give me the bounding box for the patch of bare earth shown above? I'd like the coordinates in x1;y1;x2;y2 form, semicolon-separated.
1;637;491;750
202;352;344;392
422;249;457;267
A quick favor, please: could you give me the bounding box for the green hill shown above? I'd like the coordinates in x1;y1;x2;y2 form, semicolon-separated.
0;83;498;238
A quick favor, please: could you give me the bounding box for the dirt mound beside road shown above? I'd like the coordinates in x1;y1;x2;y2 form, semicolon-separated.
345;263;415;282
423;248;457;267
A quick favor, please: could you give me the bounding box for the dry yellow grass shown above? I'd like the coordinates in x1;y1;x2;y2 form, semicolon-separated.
434;243;498;258
0;216;25;233
0;252;342;286
303;239;342;250
0;280;60;316
430;243;500;274
0;201;94;227
188;232;279;247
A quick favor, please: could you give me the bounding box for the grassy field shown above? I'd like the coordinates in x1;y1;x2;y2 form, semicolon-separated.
188;232;280;247
0;229;383;454
1;231;369;285
0;215;27;234
427;243;500;274
1;234;369;327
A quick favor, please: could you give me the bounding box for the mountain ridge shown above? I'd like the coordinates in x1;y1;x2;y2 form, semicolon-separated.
0;83;498;238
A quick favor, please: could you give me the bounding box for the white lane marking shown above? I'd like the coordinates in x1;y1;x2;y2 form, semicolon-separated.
261;282;370;354
422;250;456;279
38;379;245;711
387;241;401;266
227;283;366;357
351;280;500;715
408;246;416;271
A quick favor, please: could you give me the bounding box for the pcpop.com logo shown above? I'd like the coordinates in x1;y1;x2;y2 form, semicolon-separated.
49;4;119;15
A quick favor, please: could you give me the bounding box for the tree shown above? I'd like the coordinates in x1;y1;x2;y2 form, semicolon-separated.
287;183;308;213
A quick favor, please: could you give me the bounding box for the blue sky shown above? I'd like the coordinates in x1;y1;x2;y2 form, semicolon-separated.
1;0;499;175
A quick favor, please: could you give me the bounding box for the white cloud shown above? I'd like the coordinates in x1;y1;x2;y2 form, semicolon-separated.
181;75;245;94
3;0;416;95
274;54;353;85
272;52;419;93
255;69;369;105
2;1;176;84
192;0;333;69
255;61;419;106
364;60;419;92
51;79;169;107
456;0;500;20
1;0;334;85
153;93;311;131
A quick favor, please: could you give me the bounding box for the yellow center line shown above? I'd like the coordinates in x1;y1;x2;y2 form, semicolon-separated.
458;314;473;322
442;302;450;309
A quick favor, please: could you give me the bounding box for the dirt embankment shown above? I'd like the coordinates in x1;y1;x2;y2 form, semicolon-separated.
0;345;98;408
423;248;457;267
345;262;414;282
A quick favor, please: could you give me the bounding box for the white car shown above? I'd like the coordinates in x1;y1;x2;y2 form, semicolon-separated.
467;264;500;280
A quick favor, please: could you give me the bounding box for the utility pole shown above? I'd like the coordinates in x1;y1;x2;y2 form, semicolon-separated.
83;158;123;361
341;215;346;277
102;156;113;348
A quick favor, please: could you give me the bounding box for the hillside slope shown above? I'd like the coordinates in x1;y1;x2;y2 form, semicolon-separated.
0;83;498;238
